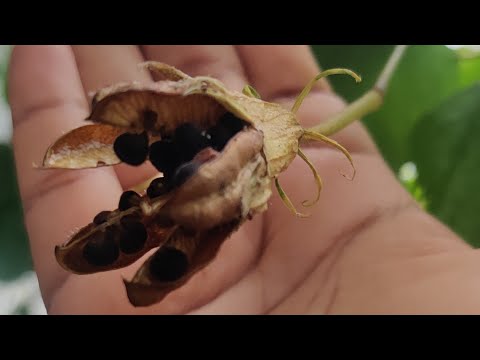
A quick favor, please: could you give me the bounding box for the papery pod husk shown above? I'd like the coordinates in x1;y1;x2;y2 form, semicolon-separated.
44;62;307;307
42;124;124;169
55;203;175;275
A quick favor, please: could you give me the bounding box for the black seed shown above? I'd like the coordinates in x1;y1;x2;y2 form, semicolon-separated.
118;190;141;211
174;123;209;161
119;221;147;254
93;210;111;225
82;232;119;266
149;246;189;282
113;131;149;166
146;177;172;198
220;112;247;133
208;124;232;151
172;161;200;187
208;113;247;151
149;140;182;176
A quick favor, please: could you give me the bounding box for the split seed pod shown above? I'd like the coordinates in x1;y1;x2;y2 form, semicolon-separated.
43;62;360;307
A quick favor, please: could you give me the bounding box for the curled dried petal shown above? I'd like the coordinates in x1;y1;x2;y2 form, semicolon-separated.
42;124;123;169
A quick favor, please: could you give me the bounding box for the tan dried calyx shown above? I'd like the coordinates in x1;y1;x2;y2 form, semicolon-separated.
42;61;360;306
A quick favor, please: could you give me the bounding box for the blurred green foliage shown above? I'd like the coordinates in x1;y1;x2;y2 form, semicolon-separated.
1;46;480;283
0;145;32;280
312;45;480;247
312;45;460;170
412;84;480;245
0;46;32;281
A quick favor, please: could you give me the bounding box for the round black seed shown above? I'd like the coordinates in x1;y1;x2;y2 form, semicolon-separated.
149;140;182;176
149;246;189;282
174;123;209;161
119;221;147;254
208;123;232;151
118;190;141;211
220;112;247;133
146;177;172;198
93;210;111;225
82;232;119;266
113;131;149;166
172;161;200;187
208;113;247;151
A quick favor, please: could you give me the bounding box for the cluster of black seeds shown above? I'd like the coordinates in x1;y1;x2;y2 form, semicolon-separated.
82;192;147;266
111;111;247;198
86;112;246;269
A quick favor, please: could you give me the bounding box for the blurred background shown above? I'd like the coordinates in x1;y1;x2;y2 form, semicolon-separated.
1;45;480;315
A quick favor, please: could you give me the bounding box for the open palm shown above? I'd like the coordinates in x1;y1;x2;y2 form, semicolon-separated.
9;45;478;314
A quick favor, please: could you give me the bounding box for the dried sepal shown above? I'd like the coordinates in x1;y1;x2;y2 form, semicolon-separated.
297;148;323;208
42;124;124;169
140;61;190;81
275;177;309;218
301;129;356;180
242;84;261;99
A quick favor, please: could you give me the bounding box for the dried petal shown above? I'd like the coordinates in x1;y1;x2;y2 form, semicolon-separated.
42;124;124;169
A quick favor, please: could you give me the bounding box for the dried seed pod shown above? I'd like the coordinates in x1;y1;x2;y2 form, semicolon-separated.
118;220;148;254
43;61;360;307
124;220;240;306
82;230;119;266
149;246;189;282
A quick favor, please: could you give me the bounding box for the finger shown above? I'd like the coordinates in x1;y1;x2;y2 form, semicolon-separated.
140;45;248;91
235;45;377;154
237;45;331;100
190;150;415;314
8;46;123;304
71;45;158;190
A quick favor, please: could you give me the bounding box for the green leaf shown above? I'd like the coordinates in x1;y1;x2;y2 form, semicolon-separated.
0;45;12;102
312;45;460;171
411;84;480;247
459;56;480;89
0;144;32;280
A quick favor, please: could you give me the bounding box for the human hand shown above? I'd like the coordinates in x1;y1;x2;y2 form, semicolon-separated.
9;45;477;314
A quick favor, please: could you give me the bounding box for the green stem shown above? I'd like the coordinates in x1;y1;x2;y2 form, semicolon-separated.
306;45;408;136
308;90;383;136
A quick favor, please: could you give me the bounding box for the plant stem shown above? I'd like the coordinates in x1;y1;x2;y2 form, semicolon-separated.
307;45;408;136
